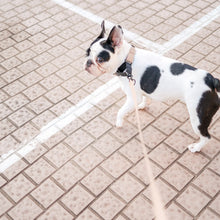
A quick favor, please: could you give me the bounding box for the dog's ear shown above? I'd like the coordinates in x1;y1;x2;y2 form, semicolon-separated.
107;25;123;47
97;20;106;39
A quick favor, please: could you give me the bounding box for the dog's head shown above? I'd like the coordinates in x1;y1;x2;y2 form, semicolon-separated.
85;21;125;76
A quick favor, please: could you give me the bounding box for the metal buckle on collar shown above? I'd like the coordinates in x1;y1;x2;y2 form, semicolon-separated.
128;75;136;85
114;46;136;84
123;62;136;84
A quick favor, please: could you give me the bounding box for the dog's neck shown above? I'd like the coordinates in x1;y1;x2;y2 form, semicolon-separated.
118;41;132;65
115;41;134;76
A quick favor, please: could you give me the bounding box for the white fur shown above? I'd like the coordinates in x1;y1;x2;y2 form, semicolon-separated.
86;33;218;153
116;45;213;152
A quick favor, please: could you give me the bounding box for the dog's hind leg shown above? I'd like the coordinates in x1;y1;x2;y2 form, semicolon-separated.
186;90;219;152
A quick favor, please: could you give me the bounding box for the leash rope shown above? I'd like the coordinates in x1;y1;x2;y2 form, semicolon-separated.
115;46;167;219
129;80;167;220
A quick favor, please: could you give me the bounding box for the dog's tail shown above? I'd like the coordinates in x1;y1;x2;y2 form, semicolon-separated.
213;77;220;106
206;73;220;93
213;77;220;92
208;74;220;106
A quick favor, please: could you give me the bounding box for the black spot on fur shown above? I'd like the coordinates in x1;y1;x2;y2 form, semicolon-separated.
100;40;115;53
97;51;110;62
204;73;220;92
140;66;161;94
170;62;197;75
190;82;194;88
184;64;197;71
86;37;115;57
197;91;219;138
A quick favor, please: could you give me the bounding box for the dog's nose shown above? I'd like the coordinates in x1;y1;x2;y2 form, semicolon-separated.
86;59;93;68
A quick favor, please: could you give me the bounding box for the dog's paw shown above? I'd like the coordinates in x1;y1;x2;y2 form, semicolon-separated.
138;97;146;110
188;143;201;153
138;102;146;110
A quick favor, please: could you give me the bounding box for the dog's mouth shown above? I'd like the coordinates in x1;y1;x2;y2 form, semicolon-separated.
85;65;104;76
85;61;106;76
85;66;91;73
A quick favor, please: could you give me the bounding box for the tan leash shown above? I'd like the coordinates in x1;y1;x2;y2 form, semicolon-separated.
124;46;167;220
129;80;167;220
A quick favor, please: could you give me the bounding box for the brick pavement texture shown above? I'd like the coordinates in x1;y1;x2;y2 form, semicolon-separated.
0;0;220;219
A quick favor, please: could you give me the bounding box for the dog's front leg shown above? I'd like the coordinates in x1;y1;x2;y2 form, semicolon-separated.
116;96;134;127
138;96;146;110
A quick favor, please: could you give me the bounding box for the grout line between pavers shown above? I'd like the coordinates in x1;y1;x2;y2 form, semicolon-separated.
160;5;220;54
173;182;216;218
172;200;195;218
0;2;218;138
59;181;102;218
1;90;214;216
207;196;220;218
47;149;152;217
191;181;214;200
0;120;215;219
0;187;16;207
27;194;46;216
0;1;220;217
89;189;127;220
202;208;220;219
119;193;155;220
162;157;220;217
52;0;162;51
1;11;92;90
1;77;120;163
56;200;77;219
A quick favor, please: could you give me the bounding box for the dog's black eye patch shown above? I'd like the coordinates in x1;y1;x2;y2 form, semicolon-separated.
170;62;197;75
97;51;110;63
100;40;115;53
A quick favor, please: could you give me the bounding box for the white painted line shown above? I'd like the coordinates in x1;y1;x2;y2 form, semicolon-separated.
52;0;220;53
160;5;220;54
40;77;119;132
0;78;120;171
18;140;37;157
0;2;219;172
0;154;20;173
52;0;162;51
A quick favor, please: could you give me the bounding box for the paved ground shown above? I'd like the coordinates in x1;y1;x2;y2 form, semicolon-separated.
0;0;220;219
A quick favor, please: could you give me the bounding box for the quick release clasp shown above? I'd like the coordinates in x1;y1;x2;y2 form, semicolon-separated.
123;62;136;85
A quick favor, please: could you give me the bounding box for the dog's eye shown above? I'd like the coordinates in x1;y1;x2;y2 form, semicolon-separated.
97;57;104;63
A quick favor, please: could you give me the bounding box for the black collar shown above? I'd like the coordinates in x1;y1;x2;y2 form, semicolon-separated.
114;46;135;80
115;62;132;77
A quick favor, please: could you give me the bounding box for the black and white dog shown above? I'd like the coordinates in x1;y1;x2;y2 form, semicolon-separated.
85;21;220;153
